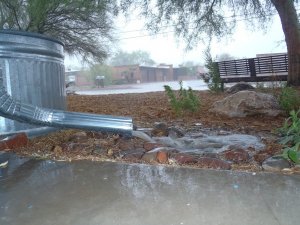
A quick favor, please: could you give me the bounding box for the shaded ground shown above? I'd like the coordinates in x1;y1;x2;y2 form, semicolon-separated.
11;90;292;172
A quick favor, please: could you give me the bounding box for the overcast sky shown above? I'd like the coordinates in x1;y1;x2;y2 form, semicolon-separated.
65;13;286;69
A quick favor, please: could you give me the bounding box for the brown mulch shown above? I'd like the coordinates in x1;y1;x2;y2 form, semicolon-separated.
11;90;291;172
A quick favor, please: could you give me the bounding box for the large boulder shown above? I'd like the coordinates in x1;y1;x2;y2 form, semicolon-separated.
210;91;282;117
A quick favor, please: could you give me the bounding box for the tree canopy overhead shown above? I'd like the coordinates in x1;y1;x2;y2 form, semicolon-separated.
0;0;117;62
118;0;300;86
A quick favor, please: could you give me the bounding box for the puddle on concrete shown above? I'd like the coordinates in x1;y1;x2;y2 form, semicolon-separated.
0;155;300;225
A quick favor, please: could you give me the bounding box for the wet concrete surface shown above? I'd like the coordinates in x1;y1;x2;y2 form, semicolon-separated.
1;154;300;225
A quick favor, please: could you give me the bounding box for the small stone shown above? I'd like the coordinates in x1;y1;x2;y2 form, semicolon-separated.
0;133;29;151
151;122;169;137
197;157;232;170
173;153;198;164
142;152;158;163
262;156;290;172
143;142;164;151
223;149;250;163
156;151;168;164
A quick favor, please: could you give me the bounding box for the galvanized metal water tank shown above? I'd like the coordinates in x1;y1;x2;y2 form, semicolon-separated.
0;30;66;134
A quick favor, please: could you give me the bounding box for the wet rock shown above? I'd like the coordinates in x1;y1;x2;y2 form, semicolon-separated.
199;152;218;158
262;156;291;172
143;142;164;152
151;122;169;137
142;152;158;163
222;149;250;163
0;133;29;151
173;153;199;164
168;126;185;139
68;132;88;142
210;91;282;117
156;151;168;164
226;82;254;94
119;149;145;160
197;157;232;170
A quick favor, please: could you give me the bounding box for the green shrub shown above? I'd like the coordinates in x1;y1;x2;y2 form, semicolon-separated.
279;86;300;113
164;81;200;116
279;110;300;164
203;49;222;93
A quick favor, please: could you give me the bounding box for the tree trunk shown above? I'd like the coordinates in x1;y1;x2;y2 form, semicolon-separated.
271;0;300;86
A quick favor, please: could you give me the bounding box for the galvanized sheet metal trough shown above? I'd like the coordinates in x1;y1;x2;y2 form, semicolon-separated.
0;30;65;134
0;30;133;137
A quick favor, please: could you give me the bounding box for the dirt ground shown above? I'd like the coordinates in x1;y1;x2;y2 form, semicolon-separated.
12;89;293;172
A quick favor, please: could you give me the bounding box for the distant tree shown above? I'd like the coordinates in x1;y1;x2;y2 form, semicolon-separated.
109;50;156;66
85;64;113;85
0;0;117;62
118;0;300;86
179;61;200;76
216;53;236;62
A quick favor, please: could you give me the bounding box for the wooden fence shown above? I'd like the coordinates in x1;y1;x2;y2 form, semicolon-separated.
217;54;288;84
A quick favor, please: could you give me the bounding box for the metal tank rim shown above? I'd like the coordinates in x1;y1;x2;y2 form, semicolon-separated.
0;29;64;46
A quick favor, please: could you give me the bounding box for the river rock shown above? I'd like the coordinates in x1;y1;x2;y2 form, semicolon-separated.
120;149;145;160
142;152;158;163
143;142;165;151
156;151;168;163
262;156;291;172
168;126;185;138
151;122;169;137
0;133;29;151
226;82;255;94
210;91;282;117
197;157;232;170
222;149;250;163
173;153;199;164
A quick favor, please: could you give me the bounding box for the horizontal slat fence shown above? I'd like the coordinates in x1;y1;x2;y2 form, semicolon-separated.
217;54;288;84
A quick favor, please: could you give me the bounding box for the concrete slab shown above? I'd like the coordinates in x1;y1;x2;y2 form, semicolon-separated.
0;157;299;225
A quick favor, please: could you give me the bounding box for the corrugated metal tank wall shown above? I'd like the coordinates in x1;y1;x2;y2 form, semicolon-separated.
0;30;65;133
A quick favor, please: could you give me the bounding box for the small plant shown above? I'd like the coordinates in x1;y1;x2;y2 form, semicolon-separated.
164;81;200;116
203;49;222;92
278;110;300;163
278;86;300;113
